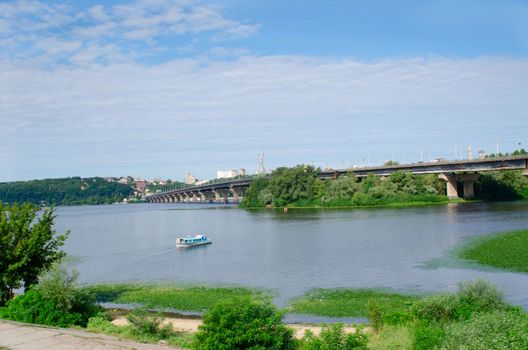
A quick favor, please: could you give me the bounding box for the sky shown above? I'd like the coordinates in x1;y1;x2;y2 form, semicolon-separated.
1;0;527;182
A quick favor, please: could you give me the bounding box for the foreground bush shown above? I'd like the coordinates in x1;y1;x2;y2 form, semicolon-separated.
194;298;295;350
299;323;368;350
0;266;101;327
0;288;84;327
441;310;528;350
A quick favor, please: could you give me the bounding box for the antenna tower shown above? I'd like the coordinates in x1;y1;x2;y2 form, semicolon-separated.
256;153;266;175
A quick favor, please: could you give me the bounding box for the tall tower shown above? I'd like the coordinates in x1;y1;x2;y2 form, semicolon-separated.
256;153;266;175
467;146;473;160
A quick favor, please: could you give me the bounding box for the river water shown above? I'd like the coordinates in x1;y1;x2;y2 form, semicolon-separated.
55;201;528;308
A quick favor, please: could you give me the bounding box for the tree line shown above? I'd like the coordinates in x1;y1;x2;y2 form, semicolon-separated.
0;177;134;206
241;165;528;208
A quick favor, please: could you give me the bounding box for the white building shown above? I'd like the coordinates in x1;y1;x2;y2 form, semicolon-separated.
217;169;238;179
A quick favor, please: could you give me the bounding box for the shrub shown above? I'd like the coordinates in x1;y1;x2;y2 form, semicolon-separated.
299;323;368;350
441;310;528;350
194;298;295;350
0;266;101;327
413;322;445;350
411;294;458;323
411;280;508;323
127;308;173;338
456;279;506;314
367;300;383;331
1;288;82;327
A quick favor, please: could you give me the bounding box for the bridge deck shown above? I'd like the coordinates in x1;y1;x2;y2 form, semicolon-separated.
147;155;528;201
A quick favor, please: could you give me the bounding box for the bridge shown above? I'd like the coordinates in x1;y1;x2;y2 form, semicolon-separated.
146;155;528;203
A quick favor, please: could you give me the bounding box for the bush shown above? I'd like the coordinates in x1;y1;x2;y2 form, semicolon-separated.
299;323;368;350
367;300;383;331
194;298;295;350
413;322;445;350
456;279;506;314
127;308;173;338
441;310;528;350
0;266;101;327
411;294;458;323
1;288;82;327
411;280;508;323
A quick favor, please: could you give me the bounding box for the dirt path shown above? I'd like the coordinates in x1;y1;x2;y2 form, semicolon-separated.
0;320;181;350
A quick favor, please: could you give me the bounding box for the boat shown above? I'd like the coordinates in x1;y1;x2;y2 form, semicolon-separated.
175;235;212;248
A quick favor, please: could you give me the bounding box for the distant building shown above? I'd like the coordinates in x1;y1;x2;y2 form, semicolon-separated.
134;180;148;194
118;177;128;185
185;173;197;185
217;169;238;179
239;168;246;176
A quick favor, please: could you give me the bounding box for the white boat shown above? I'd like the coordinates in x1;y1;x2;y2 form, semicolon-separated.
176;235;212;248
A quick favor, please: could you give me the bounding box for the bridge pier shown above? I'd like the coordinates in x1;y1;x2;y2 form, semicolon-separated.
438;174;458;199
200;192;212;203
439;173;479;200
230;188;240;202
213;190;229;203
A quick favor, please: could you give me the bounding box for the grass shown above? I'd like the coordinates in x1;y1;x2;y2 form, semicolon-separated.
367;325;413;350
286;288;420;317
83;283;271;312
86;315;193;349
457;229;528;273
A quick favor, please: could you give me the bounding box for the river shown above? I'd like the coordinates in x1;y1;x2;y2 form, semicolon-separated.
55;201;528;308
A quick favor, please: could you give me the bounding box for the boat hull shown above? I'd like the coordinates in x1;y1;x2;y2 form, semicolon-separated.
176;240;212;248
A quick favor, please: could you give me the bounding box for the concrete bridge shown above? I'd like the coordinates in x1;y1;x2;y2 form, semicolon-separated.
146;155;528;203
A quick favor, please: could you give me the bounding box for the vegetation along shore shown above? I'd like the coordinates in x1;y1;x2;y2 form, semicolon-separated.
241;165;528;209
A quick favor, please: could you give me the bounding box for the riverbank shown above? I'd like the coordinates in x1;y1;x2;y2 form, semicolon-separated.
456;229;528;272
242;197;466;210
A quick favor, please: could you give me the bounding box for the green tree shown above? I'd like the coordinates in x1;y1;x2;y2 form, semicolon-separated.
323;173;360;203
0;203;68;305
194;298;295;350
267;165;320;206
240;176;270;207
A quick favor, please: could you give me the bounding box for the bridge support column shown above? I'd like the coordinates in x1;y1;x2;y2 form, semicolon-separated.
439;173;459;199
192;193;199;202
200;192;210;203
458;173;479;200
230;188;239;202
213;190;222;202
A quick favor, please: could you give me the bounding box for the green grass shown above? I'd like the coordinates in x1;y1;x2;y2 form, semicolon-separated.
367;325;413;350
457;229;528;272
83;283;271;312
86;315;193;349
287;289;420;317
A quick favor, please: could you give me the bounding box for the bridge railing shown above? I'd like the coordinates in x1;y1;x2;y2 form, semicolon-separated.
149;174;260;196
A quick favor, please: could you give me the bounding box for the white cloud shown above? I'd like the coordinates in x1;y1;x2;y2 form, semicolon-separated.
0;0;260;66
1;55;527;180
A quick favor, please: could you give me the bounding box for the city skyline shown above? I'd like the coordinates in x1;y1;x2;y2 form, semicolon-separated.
1;0;527;182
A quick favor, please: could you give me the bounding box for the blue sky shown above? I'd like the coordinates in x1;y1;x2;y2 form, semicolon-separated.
1;0;527;181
